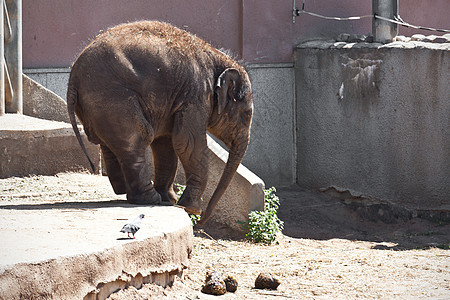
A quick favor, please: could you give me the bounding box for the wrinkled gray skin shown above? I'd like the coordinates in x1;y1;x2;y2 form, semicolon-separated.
67;21;253;227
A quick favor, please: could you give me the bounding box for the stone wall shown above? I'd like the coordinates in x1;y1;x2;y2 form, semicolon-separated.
294;39;449;211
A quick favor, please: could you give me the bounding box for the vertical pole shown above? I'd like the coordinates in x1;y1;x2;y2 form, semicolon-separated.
4;0;21;114
239;0;244;60
0;0;5;116
373;0;398;43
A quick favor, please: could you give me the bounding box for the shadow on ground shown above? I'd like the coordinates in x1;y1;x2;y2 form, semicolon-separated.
276;185;450;251
0;200;174;211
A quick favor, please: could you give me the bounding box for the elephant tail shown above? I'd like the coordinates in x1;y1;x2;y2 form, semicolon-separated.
67;86;96;173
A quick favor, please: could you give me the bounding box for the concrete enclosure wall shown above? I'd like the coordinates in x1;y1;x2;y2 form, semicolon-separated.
19;2;449;209
294;44;449;210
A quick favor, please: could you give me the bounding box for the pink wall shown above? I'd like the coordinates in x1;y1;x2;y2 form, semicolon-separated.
243;0;372;62
23;0;242;68
398;0;450;36
23;0;449;68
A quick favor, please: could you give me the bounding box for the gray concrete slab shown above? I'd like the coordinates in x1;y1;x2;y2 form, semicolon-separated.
23;74;70;123
0;114;100;178
24;68;70;100
294;42;449;211
245;63;296;187
0;200;192;299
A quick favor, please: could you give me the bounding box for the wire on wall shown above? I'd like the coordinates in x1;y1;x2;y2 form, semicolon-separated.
292;0;450;33
374;14;450;33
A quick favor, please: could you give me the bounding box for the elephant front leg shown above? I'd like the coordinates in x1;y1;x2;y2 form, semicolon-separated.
151;136;178;204
175;156;207;215
101;145;126;194
172;126;208;215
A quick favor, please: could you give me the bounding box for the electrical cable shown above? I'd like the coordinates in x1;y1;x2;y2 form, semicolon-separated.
296;9;373;21
374;14;450;33
293;2;450;33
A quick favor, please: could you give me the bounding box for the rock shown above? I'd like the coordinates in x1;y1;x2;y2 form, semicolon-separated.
430;36;448;43
411;34;425;41
394;35;411;42
224;275;238;292
254;273;281;290
364;34;374;43
201;271;227;295
337;33;350;42
422;35;437;43
348;34;366;43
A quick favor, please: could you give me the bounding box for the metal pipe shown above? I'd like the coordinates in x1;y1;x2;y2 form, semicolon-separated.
3;0;11;43
4;0;21;114
0;0;5;116
373;0;398;43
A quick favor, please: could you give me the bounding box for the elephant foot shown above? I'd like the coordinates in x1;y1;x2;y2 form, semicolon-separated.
127;189;161;205
176;197;202;215
194;221;205;229
174;204;202;215
155;188;178;205
112;186;127;195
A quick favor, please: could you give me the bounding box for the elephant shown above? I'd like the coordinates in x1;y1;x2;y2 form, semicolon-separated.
67;21;253;227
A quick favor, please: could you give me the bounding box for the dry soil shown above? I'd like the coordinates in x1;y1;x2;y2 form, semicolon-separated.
1;173;449;299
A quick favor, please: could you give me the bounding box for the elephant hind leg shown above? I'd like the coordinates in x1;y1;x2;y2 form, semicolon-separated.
151;136;178;204
118;147;161;205
91;94;160;205
101;145;126;195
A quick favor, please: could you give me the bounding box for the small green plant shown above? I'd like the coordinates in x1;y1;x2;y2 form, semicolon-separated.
244;187;284;244
174;183;201;225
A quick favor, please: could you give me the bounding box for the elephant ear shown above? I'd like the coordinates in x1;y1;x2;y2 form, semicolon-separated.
215;68;241;115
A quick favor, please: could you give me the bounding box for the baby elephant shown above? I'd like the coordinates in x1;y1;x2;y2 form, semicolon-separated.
67;21;253;226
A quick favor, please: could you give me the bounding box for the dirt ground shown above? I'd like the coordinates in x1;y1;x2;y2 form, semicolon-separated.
1;173;449;299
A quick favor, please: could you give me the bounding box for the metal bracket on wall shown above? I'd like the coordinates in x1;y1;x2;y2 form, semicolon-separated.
292;0;301;24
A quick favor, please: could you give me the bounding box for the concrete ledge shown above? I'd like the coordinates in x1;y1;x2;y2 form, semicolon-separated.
24;68;71;101
23;74;71;123
0;114;100;178
0;204;192;299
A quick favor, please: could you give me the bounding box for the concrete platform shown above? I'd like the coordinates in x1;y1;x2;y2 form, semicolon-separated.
0;201;193;299
0;114;100;178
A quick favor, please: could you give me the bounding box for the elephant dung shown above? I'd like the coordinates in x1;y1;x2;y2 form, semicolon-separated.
201;271;238;295
224;275;238;292
254;273;281;290
201;271;227;295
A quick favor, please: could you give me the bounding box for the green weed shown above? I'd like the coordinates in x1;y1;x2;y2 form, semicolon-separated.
243;187;284;244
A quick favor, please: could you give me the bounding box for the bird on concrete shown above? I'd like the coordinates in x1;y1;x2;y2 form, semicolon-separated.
120;214;144;239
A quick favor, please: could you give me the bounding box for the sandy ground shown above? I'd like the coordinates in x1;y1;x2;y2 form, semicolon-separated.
1;173;449;299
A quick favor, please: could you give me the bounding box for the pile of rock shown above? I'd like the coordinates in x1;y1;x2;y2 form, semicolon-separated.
297;33;449;50
395;33;450;43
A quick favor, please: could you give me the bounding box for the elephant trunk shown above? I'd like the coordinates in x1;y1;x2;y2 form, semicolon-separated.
197;137;249;227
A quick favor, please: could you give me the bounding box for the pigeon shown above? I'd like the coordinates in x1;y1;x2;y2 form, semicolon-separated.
120;214;144;239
